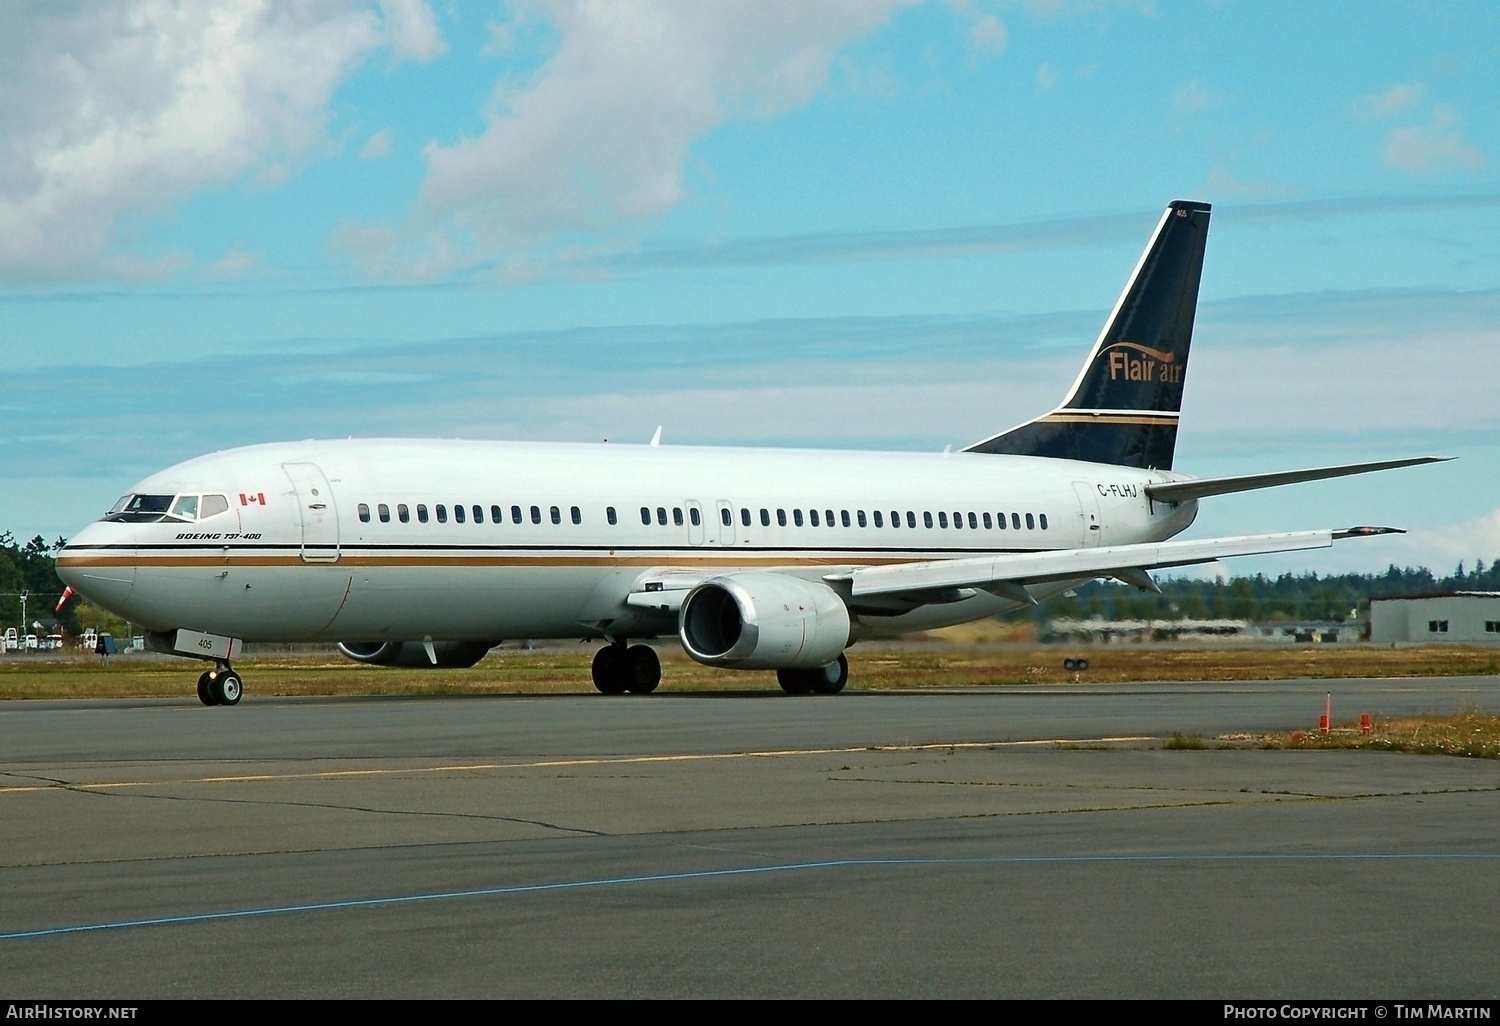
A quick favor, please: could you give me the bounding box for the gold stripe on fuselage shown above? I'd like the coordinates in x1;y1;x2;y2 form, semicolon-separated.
56;551;992;570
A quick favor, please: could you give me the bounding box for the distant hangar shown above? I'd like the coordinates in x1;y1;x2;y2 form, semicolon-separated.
1369;592;1500;643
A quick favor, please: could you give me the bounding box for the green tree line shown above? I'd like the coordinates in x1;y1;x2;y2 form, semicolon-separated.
1043;560;1500;623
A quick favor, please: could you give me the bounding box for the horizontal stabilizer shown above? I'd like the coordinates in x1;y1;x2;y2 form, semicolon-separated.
833;526;1399;601
1145;457;1450;504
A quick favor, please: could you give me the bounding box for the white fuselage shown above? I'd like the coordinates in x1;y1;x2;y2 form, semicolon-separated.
58;438;1198;643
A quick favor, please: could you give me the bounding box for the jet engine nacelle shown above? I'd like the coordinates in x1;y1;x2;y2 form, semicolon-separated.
337;640;496;669
679;572;851;670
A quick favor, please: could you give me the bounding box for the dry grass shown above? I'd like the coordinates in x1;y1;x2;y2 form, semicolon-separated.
1255;708;1500;759
0;641;1496;700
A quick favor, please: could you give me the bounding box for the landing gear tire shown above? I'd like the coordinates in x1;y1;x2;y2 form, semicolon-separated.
778;654;848;695
810;654;848;694
776;669;813;695
592;645;629;695
210;669;243;706
624;645;661;695
197;671;219;706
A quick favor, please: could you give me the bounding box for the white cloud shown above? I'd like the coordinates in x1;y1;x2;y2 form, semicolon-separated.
342;0;913;278
0;1;443;281
212;249;261;276
360;127;394;160
1383;105;1485;174
1354;82;1425;120
1172;80;1213;114
1408;509;1500;567
970;15;1008;55
1035;62;1059;92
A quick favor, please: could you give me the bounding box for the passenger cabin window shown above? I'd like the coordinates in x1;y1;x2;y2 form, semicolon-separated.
890;511;901;528
473;505;484;523
1012;512;1021;530
810;509;819;527
741;508;751;526
841;510;851;528
398;504;410;523
491;505;502;523
857;511;867;528
656;507;667;526
454;505;465;524
436;505;448;524
825;509;834;527
378;503;391;523
641;507;651;525
571;506;581;525
938;512;948;529
983;513;992;529
968;512;978;529
689;507;701;527
923;512;933;529
531;505;542;525
512;505;523;524
672;508;683;527
777;509;787;527
873;511;883;528
358;503;371;523
720;508;732;527
1039;513;1049;530
793;509;803;527
551;506;561;525
1026;513;1035;530
760;509;770;527
607;506;617;525
417;504;429;523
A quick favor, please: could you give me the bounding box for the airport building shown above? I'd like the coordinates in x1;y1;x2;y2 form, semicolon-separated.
1368;592;1500;644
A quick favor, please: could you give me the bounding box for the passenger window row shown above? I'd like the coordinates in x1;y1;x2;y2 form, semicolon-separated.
357;502;1049;532
737;507;1048;531
357;502;583;525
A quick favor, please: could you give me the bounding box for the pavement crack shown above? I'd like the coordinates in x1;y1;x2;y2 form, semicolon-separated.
59;784;609;837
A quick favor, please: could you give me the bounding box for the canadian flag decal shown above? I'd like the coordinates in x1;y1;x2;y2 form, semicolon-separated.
239;492;267;506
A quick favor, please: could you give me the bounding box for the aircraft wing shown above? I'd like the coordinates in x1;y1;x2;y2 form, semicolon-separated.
1145;457;1449;503
829;526;1401;602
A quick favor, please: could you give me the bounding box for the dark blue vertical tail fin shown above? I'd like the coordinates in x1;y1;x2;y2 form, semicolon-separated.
964;200;1211;470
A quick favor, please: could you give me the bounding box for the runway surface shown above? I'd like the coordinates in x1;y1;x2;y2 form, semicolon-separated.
3;675;1498;998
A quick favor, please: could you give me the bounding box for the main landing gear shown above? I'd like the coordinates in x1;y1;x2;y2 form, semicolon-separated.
196;663;243;706
591;642;661;695
776;654;849;695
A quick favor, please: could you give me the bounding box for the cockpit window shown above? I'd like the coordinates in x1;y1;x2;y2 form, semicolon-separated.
101;492;229;524
102;494;175;523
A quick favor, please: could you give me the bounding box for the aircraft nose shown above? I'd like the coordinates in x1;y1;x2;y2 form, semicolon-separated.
56;522;137;613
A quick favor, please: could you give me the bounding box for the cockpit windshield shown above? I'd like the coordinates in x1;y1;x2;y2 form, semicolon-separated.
103;494;175;523
102;493;231;524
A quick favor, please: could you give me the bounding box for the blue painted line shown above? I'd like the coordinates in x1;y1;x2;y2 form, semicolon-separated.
4;852;1497;941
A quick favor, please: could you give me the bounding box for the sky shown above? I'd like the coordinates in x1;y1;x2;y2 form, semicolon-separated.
0;0;1497;578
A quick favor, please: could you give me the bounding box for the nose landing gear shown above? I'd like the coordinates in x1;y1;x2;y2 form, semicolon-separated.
196;663;243;706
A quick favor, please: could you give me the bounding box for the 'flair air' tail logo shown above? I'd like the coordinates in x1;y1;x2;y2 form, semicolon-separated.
1105;341;1182;384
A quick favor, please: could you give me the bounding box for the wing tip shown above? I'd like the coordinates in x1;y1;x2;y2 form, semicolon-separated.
1334;526;1405;539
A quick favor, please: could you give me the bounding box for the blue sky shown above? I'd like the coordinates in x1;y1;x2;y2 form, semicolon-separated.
1;0;1496;576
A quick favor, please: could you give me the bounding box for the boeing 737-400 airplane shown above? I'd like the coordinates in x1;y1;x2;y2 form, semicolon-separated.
57;201;1443;705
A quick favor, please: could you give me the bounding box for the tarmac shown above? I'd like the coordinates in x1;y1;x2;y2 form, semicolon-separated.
2;676;1498;998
